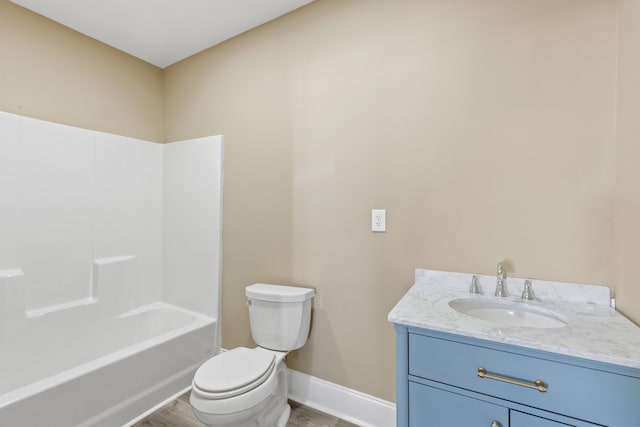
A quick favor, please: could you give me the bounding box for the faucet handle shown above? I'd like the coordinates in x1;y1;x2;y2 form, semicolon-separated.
469;275;481;294
495;263;507;297
522;280;535;301
497;262;505;279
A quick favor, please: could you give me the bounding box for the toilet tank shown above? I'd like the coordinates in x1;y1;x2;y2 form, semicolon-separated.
245;284;315;351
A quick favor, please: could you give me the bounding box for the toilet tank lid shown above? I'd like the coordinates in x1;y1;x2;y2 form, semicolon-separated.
246;284;315;302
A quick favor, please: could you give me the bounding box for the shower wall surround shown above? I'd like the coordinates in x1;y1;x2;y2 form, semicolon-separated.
0;110;222;321
0;111;222;426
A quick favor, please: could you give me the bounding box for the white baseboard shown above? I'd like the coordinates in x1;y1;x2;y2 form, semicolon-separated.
287;368;396;427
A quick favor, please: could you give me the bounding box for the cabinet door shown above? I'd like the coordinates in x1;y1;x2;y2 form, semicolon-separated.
511;411;574;426
409;381;508;427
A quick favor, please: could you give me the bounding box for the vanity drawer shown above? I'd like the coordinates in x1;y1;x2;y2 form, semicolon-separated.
409;381;508;426
409;333;640;426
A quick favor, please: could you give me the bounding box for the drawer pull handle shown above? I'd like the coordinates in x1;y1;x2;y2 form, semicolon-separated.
477;367;548;393
490;422;502;427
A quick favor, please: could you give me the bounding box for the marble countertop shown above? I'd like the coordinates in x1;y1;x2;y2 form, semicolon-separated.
388;269;640;370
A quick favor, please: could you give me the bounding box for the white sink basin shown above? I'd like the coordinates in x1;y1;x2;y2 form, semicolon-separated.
448;298;567;329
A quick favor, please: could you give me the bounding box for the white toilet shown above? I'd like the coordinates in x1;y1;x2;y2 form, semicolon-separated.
190;283;315;427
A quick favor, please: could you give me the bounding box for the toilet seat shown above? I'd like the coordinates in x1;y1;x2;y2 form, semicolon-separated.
193;347;275;399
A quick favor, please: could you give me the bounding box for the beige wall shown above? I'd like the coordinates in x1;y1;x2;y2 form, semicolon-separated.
5;0;638;406
0;0;164;142
165;0;620;401
614;1;640;325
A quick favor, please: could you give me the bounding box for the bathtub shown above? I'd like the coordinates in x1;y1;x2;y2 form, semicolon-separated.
0;302;216;427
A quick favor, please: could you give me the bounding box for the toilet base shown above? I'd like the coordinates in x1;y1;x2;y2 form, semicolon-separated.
192;397;289;427
276;403;291;427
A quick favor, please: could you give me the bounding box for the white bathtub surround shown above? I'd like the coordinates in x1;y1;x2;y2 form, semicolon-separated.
164;137;224;320
94;131;165;308
388;269;640;369
0;110;223;427
0;304;215;426
21;117;97;311
0;113;21;272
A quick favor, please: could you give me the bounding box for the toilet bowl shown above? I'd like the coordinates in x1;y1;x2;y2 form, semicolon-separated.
190;284;314;427
191;347;289;427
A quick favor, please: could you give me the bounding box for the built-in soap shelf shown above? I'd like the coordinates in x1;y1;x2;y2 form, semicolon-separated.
0;269;24;279
91;255;138;310
25;297;97;318
0;255;139;319
0;269;25;320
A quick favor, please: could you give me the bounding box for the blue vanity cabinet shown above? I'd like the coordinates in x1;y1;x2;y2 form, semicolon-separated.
395;325;640;427
409;381;508;426
511;411;577;427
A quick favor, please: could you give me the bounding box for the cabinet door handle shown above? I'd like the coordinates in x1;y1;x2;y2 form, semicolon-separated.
490;421;502;427
477;367;548;393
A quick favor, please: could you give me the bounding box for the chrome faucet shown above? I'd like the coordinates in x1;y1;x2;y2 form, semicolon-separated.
522;280;535;301
495;263;507;297
469;275;481;294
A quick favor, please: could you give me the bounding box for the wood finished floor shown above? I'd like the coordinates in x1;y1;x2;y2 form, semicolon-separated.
133;393;359;427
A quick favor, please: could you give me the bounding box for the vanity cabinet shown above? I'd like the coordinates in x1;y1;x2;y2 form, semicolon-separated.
409;381;508;426
395;326;640;427
510;411;577;427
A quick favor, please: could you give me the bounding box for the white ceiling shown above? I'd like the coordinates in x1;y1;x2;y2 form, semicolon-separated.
10;0;314;68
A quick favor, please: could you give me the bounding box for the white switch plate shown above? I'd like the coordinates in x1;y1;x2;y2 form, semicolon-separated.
372;209;386;232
